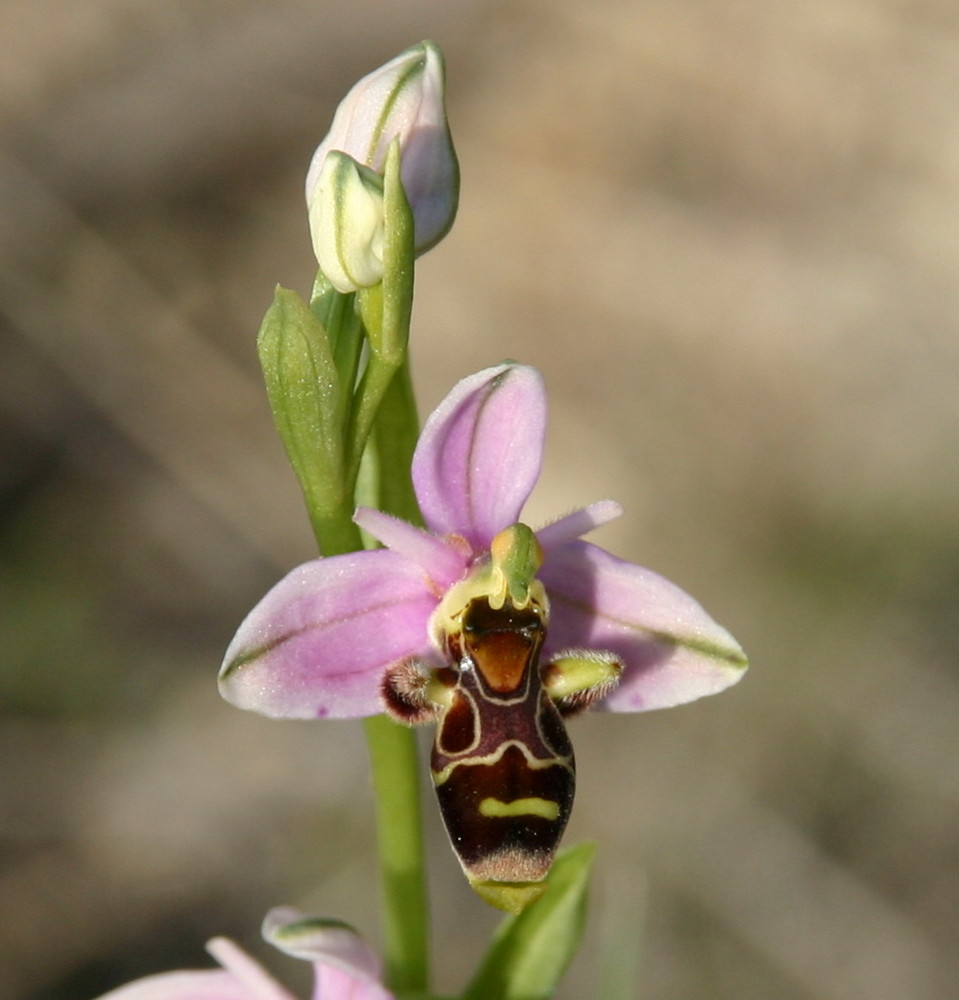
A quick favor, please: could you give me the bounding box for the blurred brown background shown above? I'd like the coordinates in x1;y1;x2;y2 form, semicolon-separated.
2;1;957;998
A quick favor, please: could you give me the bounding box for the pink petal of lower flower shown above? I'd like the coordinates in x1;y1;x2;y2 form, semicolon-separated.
92;969;275;1000
412;364;546;548
540;541;747;712
314;966;394;1000
219;550;438;719
263;908;381;983
206;939;302;1000
261;910;393;1000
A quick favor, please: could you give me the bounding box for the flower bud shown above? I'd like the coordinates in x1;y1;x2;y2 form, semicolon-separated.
309;151;385;292
306;40;458;271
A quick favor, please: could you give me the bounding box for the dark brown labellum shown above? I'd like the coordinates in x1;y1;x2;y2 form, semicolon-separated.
431;597;574;886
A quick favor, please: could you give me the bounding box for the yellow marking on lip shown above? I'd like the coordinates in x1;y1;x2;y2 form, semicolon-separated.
478;796;560;821
431;740;572;786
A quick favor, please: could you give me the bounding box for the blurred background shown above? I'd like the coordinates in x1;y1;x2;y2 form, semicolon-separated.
2;1;958;998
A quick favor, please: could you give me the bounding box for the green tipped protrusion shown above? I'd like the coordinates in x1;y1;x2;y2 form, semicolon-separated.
462;844;597;1000
488;523;543;610
470;878;547;915
544;651;623;713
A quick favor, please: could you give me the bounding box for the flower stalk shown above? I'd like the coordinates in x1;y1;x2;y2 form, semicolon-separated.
363;714;430;993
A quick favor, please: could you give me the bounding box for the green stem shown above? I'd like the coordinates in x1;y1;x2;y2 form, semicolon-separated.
363;714;430;994
361;355;428;994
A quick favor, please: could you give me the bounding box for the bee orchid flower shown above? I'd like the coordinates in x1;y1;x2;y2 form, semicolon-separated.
93;908;393;1000
220;362;747;908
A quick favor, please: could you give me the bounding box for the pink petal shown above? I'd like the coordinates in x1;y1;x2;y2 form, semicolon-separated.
540;542;747;712
353;508;468;590
412;364;546;548
92;971;264;1000
262;908;381;982
261;909;394;1000
219;550;438;719
313;966;393;1000
535;500;624;552
93;940;297;1000
205;940;298;1000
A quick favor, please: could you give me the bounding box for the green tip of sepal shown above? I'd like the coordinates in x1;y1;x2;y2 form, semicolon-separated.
470;878;547;914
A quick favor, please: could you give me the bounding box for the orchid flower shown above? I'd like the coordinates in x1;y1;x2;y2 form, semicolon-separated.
220;361;746;720
93;908;392;1000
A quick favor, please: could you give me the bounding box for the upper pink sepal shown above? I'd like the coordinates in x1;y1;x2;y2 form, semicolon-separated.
412;363;546;549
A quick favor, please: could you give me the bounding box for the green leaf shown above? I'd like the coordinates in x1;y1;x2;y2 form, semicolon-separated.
460;843;596;1000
